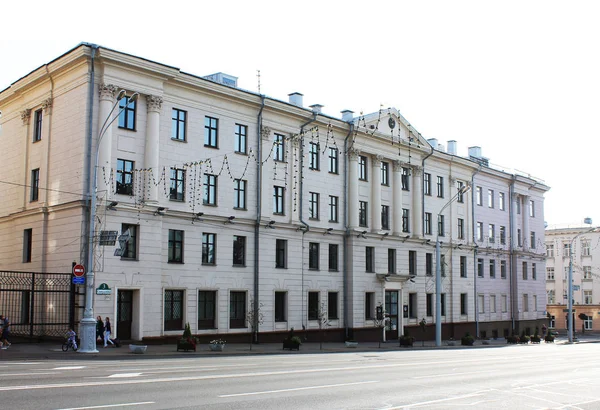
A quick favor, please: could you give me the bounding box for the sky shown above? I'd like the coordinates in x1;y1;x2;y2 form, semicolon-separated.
1;0;599;228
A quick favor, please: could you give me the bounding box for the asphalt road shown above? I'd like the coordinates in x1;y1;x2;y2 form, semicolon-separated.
1;342;599;410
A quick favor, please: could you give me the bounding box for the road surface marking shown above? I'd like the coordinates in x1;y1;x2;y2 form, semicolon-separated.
0;372;60;377
219;381;379;398
412;370;495;379
383;390;494;409
53;366;86;370
107;373;143;378
56;402;154;410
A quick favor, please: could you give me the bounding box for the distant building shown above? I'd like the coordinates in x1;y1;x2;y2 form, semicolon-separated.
0;43;550;342
545;227;600;333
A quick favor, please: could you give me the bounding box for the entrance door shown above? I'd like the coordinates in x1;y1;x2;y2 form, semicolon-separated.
117;290;133;340
385;290;399;340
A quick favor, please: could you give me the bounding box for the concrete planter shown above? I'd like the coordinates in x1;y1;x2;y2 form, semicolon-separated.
209;343;225;351
129;344;147;354
345;341;359;348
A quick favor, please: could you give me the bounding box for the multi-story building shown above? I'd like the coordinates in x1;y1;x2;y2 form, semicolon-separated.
545;227;600;333
0;43;550;344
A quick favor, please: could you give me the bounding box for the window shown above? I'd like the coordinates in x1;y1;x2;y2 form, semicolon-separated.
582;240;591;256
522;261;528;280
234;179;247;209
477;258;484;278
532;263;537;280
381;205;390;230
438;215;445;237
584;314;593;330
170;168;185;201
329;244;338;271
309;242;320;270
366;247;375;272
118;95;136;130
426;293;433;317
424;173;431;195
426;253;433;276
308;292;319;320
171;108;186;141
309;142;320;170
441;293;446;316
275;239;287;268
490;295;496;313
488;189;494;208
529;200;535;217
460;293;468;315
402;167;410;190
381;162;389;185
488;224;495;243
203;174;217;205
584;290;592;304
460;256;467;277
424;213;432;235
328;292;339;319
437;176;444;198
478;294;485;313
233;236;246;266
116;159;134;195
533;295;537;311
309;192;319;219
274;133;285;161
457;181;465;203
234;123;247;154
359;201;368;227
402;209;410;233
501;260;507;279
547;267;555;280
121;224;138;260
563;242;572;257
476;186;482;206
489;259;496;278
358;155;368;180
547;290;555;304
23;228;32;263
329;195;339;222
230;291;246;328
388;248;396;274
530;231;536;249
204;116;218;148
500;226;506;245
409;250;417;276
202;233;216;265
275;292;287;322
365;293;375;320
584;266;592;279
522;294;529;312
30;168;40;201
164;290;184;331
33;109;42;142
476;222;483;242
408;293;417;319
168;229;184;263
457;218;464;239
499;192;505;211
501;295;508;312
328;147;339;174
198;290;216;329
273;186;285;214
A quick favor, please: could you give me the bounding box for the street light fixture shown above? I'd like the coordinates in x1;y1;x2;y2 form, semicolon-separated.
436;184;471;347
79;91;138;353
568;218;596;343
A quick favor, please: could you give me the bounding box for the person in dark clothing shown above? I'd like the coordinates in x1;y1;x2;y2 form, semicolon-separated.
96;315;105;343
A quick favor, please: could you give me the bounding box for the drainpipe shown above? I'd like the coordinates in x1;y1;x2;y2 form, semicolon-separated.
421;142;434;237
470;165;482;337
343;124;354;339
253;95;265;343
299;113;318;334
42;65;55;278
509;176;516;334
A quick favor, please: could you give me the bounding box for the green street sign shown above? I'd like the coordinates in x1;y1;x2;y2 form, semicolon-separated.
96;283;112;295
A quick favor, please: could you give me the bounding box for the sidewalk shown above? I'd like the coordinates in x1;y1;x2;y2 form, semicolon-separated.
1;335;598;361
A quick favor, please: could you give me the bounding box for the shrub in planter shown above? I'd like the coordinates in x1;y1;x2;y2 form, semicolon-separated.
544;334;555;343
177;322;197;352
507;335;520;344
399;330;414;347
530;335;541;343
519;331;530;344
461;332;475;346
283;328;301;350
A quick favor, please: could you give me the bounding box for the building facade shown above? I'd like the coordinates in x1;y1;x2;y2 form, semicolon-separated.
0;43;550;343
545;227;600;333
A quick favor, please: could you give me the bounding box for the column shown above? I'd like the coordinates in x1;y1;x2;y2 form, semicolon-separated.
144;95;163;203
392;160;403;235
371;155;382;231
511;193;520;249
412;166;423;238
21;109;31;208
260;126;272;220
41;98;53;205
348;148;360;229
97;84;119;199
522;195;530;251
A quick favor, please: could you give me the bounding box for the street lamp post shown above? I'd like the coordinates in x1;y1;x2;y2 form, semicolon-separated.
79;90;138;353
568;218;595;343
436;184;471;347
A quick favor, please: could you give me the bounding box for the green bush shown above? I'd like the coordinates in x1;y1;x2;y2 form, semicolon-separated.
461;332;475;346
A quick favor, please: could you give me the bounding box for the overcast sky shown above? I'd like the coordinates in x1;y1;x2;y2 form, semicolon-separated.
2;0;598;228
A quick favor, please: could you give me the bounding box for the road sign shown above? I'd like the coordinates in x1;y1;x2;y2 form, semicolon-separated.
72;277;85;285
73;264;85;277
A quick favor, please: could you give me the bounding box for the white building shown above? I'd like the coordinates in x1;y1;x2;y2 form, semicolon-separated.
0;43;549;343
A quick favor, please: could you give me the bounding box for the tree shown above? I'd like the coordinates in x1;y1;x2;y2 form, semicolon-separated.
246;300;264;351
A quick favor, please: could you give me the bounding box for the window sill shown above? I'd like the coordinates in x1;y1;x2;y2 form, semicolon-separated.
169;198;185;202
202;263;216;266
118;127;137;132
203;144;219;149
120;258;138;262
233;207;247;211
232;264;246;268
234;151;248;156
168;261;184;264
203;203;218;207
328;171;339;175
171;138;186;143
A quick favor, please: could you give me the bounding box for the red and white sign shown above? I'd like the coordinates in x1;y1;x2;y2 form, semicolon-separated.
73;264;85;277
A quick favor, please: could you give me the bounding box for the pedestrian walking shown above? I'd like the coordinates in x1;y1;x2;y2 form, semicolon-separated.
0;314;11;349
104;317;114;347
96;315;105;343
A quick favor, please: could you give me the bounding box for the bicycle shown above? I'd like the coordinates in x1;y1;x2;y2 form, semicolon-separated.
62;338;78;352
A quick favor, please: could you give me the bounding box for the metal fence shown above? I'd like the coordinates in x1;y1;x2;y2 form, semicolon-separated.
0;271;75;339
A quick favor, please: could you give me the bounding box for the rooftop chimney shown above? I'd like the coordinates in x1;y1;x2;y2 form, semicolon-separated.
468;146;482;158
447;140;457;155
341;110;354;122
288;92;303;107
427;138;439;149
310;104;324;114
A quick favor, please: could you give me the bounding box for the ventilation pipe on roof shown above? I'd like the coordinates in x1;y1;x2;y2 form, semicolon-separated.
341;110;354;122
310;104;323;114
289;92;303;107
428;138;438;149
447;140;457;155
